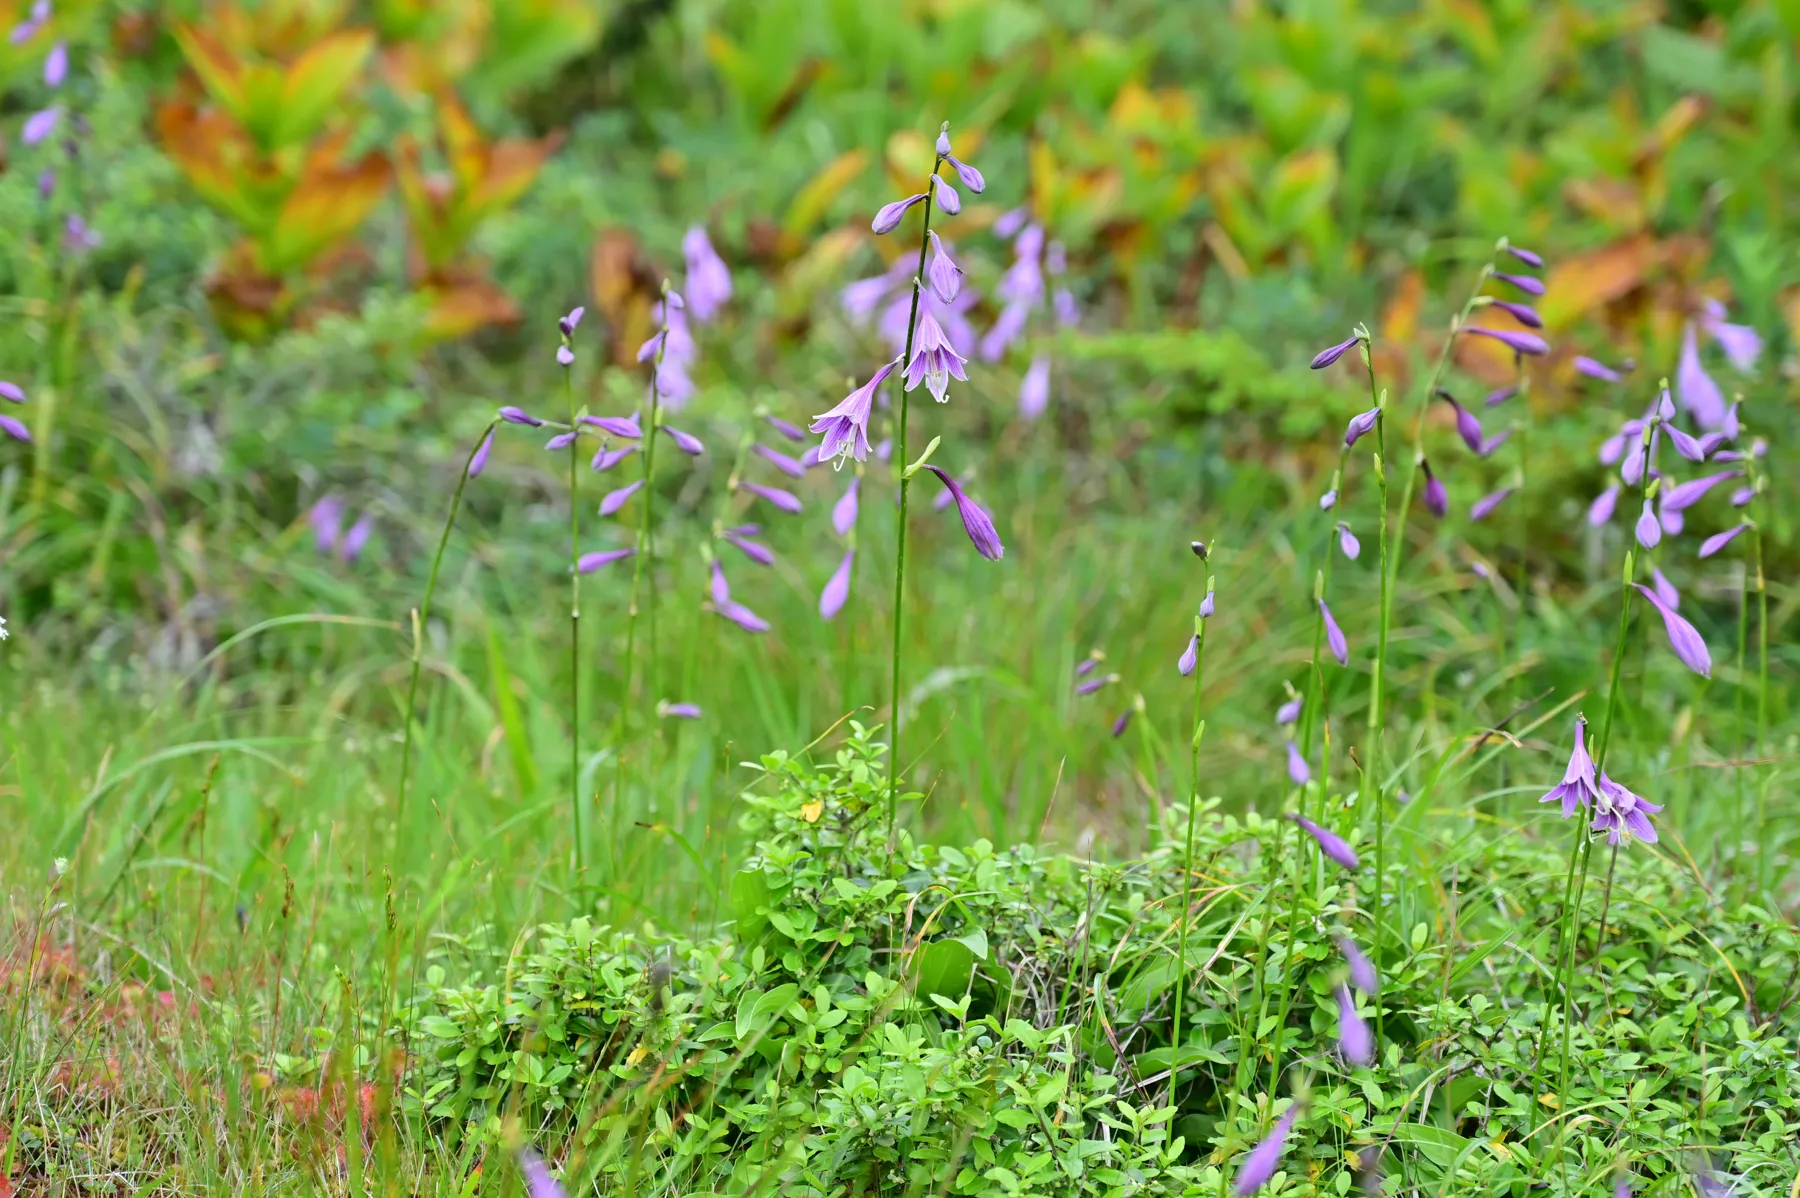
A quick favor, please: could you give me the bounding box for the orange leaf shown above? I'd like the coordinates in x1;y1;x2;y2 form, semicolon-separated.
273;27;376;150
262;152;391;275
1381;269;1425;348
1538;235;1661;330
171;23;247;121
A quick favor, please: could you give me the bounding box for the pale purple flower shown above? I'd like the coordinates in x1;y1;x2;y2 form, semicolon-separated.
8;2;46;45
1487;299;1542;328
936;474;960;511
1699;524;1748;558
558;306;584;337
926;231;963;304
1676;324;1727;430
1053;288;1079;327
936;131;986;193
1076;674;1116;697
1276;694;1302;726
591;444;636;472
500;406;544;426
832;478;860;536
1484;385;1518;408
1588;485;1619;526
934;177;961;215
842;260;911;323
753;443;806;479
1320;599;1347;665
22;106;60;145
924;465;1003;560
978;301;1030;362
520;1149;567;1198
1697;432;1728;457
43;40;66;87
1506;245;1544;268
582;414;644;438
1664;424;1708;463
35;168;51;197
1659;502;1683;538
1343;406;1380;447
599;480;642;516
1293;813;1359;869
63;215;99;253
1112;709;1134;737
765;414;806;442
1199;589;1215;618
308;496;344;553
1731;486;1753;507
340;512;373;563
1286;740;1311;786
1338;935;1377;994
742;481;801;514
905;308;969;403
1319;489;1338;511
1540;715;1599;818
682;226;732;321
1337;522;1360;559
1471;487;1514;521
1422;460;1448;518
1493;272;1545;296
1651;566;1681;610
1471;560;1492;581
577;548;634;572
1661;470;1739;512
1019;355;1050;420
1635;499;1661;549
545;431;578;451
1574;356;1624;383
723;528;774;566
1232;1106;1300;1196
1336;984;1372;1065
1633;583;1711;676
709;560;770;633
811;361;895;466
1701;299;1761;372
872;193;928;235
635;330;666;362
1598;421;1641;467
468;429;494;478
658;702;703;720
0;381;24;403
1592;771;1662;846
820;550;853;619
1076;654;1103;679
1465;326;1548;356
1478;430;1511;456
1615;1174;1633;1198
1311;335;1361;370
1178;635;1198;676
993;207;1028;238
555;345;575;367
659;425;704;455
1437;391;1484;453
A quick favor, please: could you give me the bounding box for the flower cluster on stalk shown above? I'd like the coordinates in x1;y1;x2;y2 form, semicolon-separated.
1540;715;1662;846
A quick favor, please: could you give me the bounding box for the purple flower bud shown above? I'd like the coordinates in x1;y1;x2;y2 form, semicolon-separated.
659;425;704;455
659;701;703;720
1465;326;1548;356
1232;1106;1300;1197
723;530;774;566
1493;272;1545;296
558;306;585;336
591;444;637;472
1173;633;1199;676
717;597;771;634
1484;385;1517;407
812;361;896;466
1199;590;1215;619
872;193;929;235
1471;560;1492;580
1286;740;1311;786
1659;503;1683;537
1338;935;1377;995
635;331;666;362
1676;324;1727;430
993;207;1028;238
819;550;854;620
1635;500;1661;549
23;106;60;145
1699;523;1748;558
1650;566;1680;610
1506;245;1544;268
545;431;578;451
934;178;961;215
1471;487;1514;522
1587;485;1619;526
1664;424;1708;463
582;414;642;438
1477;430;1511;457
663;289;685;310
1319;489;1338;511
43;40;66;87
979;301;1030;363
577;548;630;575
1336;984;1372;1066
742;481;801;514
599;480;642;516
555;345;575;367
924;465;1003;561
753;443;807;479
0;381;24;403
521;1149;568;1198
468;429;494;478
500;406;544;426
1076;654;1102;679
1731;486;1753;507
765;413;806;442
1574;356;1624;383
1019;355;1050;420
1291;813;1360;870
1337;522;1360;560
308;496;343;553
936;129;952;156
1487;299;1542;328
1312;335;1361;370
947;155;985;194
340;512;373;563
1276;695;1302;726
1319;599;1348;665
1436;390;1484;453
1697;432;1728;458
925;231;963;304
1661;470;1740;513
1076;673;1116;696
1111;708;1134;738
1422;459;1448;518
1343;406;1380;447
832;477;860;536
682;226;732;321
1632;583;1711;677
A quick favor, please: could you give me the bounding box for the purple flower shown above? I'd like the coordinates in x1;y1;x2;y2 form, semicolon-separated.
742;481;802;514
659;425;704;455
1731;485;1753;507
599;480;642;516
545;431;578;451
682;226;732;321
43;40;66;88
723;529;774;566
1291;813;1359;870
1337;522;1360;560
933;177;961;214
1471;487;1514;522
1592;771;1661;846
591;444;637;473
1112;709;1134;738
558;306;584;337
926;231;963;304
1199;589;1216;619
1485;385;1517;407
905;309;969;404
1598;421;1641;467
1019;355;1050;420
1076;673;1116;697
1540;715;1600;818
1493;272;1545;296
1574;356;1625;383
1487;299;1542;328
1661;470;1740;513
1286;740;1311;786
1176;633;1200;676
1478;430;1511;456
1054;288;1080;327
1343;407;1380;448
1677;324;1728;430
468;429;494;478
308;496;344;553
1311;335;1361;370
1506;245;1544;268
979;301;1030;363
1465;326;1548;356
1632;583;1711;676
872;193;929;235
1336;984;1372;1066
1699;523;1748;558
1587;485;1620;526
1422;460;1448;517
555;345;575;367
1276;694;1302;726
832;478;860;536
635;331;666;362
63;215;99;253
1659;502;1684;538
709;561;770;633
1232;1106;1300;1196
1338;935;1377;995
658;701;703;720
340;512;373;563
753;443;807;479
577;548;634;573
500;406;544;426
924;465;1003;560
1319;599;1347;665
1319;489;1337;511
820;550;854;619
0;381;23;403
1664;424;1709;463
1634;500;1661;549
8;4;45;45
22;106;60;145
936;131;986;193
1437;390;1485;453
1701;299;1761;372
812;361;895;466
993;207;1028;238
520;1149;567;1198
1077;653;1103;679
765;414;806;443
1650;566;1680;610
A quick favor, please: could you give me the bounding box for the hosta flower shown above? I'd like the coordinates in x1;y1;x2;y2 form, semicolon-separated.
577;548;633;573
1199;589;1215;618
583;414;641;438
558;306;584;337
753;444;806;480
1337;522;1360;559
591;444;636;473
765;413;806;442
1178;635;1198;676
1650;566;1680;610
0;382;23;403
1574;356;1626;383
658;701;703;720
682;226;732;321
1312;334;1361;370
22;106;59;146
905;309;969;403
555;345;575;367
500;406;544;427
1633;583;1711;676
1661;470;1740;513
1319;489;1338;511
1540;715;1600;818
1;414;31;442
1659;502;1683;538
1731;486;1753;507
872;193;928;235
658;425;704;456
832;478;860;536
812;361;896;467
521;1149;567;1198
1437;390;1484;453
1487;299;1542;328
1286;740;1311;786
468;429;494;478
1664;424;1709;463
1336;985;1372;1065
1019;355;1050;420
1506;245;1544;268
926;231;963;304
1343;406;1380;447
934;177;961;214
1422;459;1448;517
1493;272;1545;296
1591;772;1661;846
1471;486;1514;521
1276;693;1302;726
1676;324;1728;430
819;550;853;620
979;301;1030;363
8;1;48;44
1232;1106;1300;1196
1054;288;1080;327
43;41;66;88
936;128;986;193
598;481;641;516
1292;813;1359;870
742;481;801;514
1699;523;1748;558
1466;326;1548;356
1338;935;1377;995
923;465;1003;560
709;560;770;634
1320;599;1348;665
1634;499;1660;549
722;526;774;566
1587;485;1620;526
1700;299;1760;372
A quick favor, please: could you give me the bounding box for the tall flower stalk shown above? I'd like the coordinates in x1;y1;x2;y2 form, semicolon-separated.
1169;542;1213;1112
559;309;587;886
622;291;676;813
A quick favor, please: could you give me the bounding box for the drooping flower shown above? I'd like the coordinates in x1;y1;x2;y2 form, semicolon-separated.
682;226;732;321
923;465;1003;560
1650;566;1681;610
1731;486;1753;507
520;1149;568;1198
1540;715;1600;818
1232;1105;1300;1196
308;496;344;553
722;526;774;566
742;481;801;514
1493;272;1545;296
1338;935;1377;995
1632;583;1711;676
765;413;806;442
936;128;986;193
832;478;860;536
1336;984;1372;1066
577;549;634;573
1286;740;1311;786
1661;470;1740;513
819;550;853;620
752;443;807;480
1337;522;1360;560
1437;390;1484;453
558;306;584;337
926;231;963;304
1574;356;1625;383
904;309;969;404
1019;355;1050;420
1659;501;1684;538
1591;772;1662;846
1292;813;1359;870
659;425;704;456
1199;589;1215;618
872;193;928;235
583;415;642;439
0;382;23;403
555;345;575;367
1700;299;1761;372
1676;324;1728;430
545;431;578;451
1076;673;1116;697
340;513;373;563
1487;299;1542;328
468;429;494;478
1588;485;1620;527
1276;693;1302;726
812;361;895;467
500;406;544;427
22;106;59;146
599;480;642;516
1663;423;1710;463
1178;635;1198;676
933;177;961;215
658;701;703;720
1635;500;1661;550
1112;708;1134;737
1471;487;1514;521
2;413;33;442
1319;489;1338;511
1343;407;1380;447
63;215;100;253
1699;524;1748;558
1465;326;1548;356
1422;459;1448;518
1319;599;1348;665
1506;245;1544;268
591;444;636;473
709;560;770;633
1311;335;1361;370
43;40;66;88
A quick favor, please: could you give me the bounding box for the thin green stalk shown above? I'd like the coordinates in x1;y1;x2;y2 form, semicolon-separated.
1752;517;1769;893
394;420;498;849
1353;334;1391;1049
1732;555;1749;874
566;363;585;890
1169;562;1212;1113
620;308;669;857
884;158;943;851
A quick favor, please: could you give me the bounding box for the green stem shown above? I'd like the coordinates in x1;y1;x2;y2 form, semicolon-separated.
884;163;942;852
1169;567;1210;1113
567;366;585;891
1753;518;1769;893
395;420;498;852
620;317;668;859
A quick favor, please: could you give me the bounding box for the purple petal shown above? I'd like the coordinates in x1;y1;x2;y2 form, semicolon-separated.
1319;599;1348;665
43;40;66;88
576;548;634;573
583;414;641;439
1292;813;1360;870
559;306;585;335
819;550;853;620
1311;335;1361;370
500;406;544;426
724;532;774;566
1484;385;1518;407
924;465;1004;561
1493;272;1545;296
1111;709;1134;738
1659;503;1684;537
1076;674;1115;697
934;178;961;214
832;478;860;537
1574;356;1624;383
742;481;802;514
1471;487;1514;521
1635;500;1661;549
1699;524;1748;558
308;496;343;553
1436;391;1485;453
1019;355;1050;420
1336;984;1373;1066
1319;489;1337;511
1343;406;1380;447
710;559;731;605
1650;566;1681;611
1465;326;1548;356
926;231;963;304
1661;470;1740;513
0;381;23;403
1232;1107;1300;1196
599;480;642;516
556;345;575;367
1632;584;1712;677
1587;485;1620;526
1338;935;1377;995
659;425;704;456
948;154;985;194
545;431;577;451
753;444;807;479
1676;324;1727;430
1178;635;1198;676
1199;590;1215;618
0;414;30;443
591;444;637;472
1337;522;1360;559
1276;695;1302;726
717;599;771;634
872;193;928;235
1731;486;1753;507
1286;740;1311;786
468;429;494;478
1423;463;1449;518
1054;288;1080;327
765;414;806;442
339;513;374;563
659;702;703;720
1477;430;1512;457
520;1149;568;1198
1664;424;1709;463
